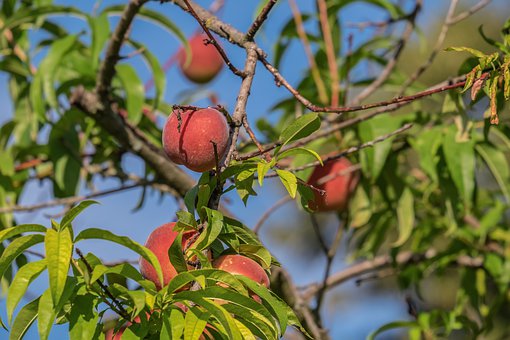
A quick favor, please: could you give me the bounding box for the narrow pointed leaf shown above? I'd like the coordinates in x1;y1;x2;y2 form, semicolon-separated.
45;228;73;305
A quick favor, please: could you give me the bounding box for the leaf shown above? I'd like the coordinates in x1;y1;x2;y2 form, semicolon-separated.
2;6;84;32
7;260;47;324
409;127;442;183
101;6;188;47
45;228;73;305
191;208;223;252
30;35;78;119
60;200;98;231
90;263;144;285
9;297;39;340
184;307;210;340
367;320;418;340
115;64;145;124
279;113;320;147
68;294;101;340
0;234;45;280
129;39;166;111
168;233;189;274
349;185;372;228
75;228;164;288
0;224;47;243
87;12;110;71
475;143;510;203
445;46;487;58
358;115;401;182
161;309;185;339
276;147;322;165
37;289;56;340
442;127;475;210
393;187;414;247
257;161;272;187
276;169;297;198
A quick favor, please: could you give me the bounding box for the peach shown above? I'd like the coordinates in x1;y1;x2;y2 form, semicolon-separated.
213;254;270;288
162;108;229;172
306;157;359;212
178;33;223;84
139;223;200;290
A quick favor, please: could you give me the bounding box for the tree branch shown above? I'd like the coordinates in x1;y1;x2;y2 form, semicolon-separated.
246;0;278;41
302;249;483;301
96;0;149;98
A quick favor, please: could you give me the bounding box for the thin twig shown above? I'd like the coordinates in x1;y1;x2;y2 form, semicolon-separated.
261;123;412;178
96;0;148;98
246;0;278;40
253;196;293;234
311;216;344;320
0;183;143;214
181;0;245;77
288;0;329;104
242;116;270;162
448;0;491;24
316;0;340;107
350;0;422;105
398;0;459;95
301;249;483;301
76;248;132;320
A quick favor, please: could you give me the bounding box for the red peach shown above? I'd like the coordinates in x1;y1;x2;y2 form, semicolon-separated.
306;157;359;212
139;223;200;290
213;254;270;288
162;108;229;172
177;33;224;84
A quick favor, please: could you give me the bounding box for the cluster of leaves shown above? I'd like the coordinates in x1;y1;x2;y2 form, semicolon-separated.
1;0;510;339
1;200;305;339
253;2;510;338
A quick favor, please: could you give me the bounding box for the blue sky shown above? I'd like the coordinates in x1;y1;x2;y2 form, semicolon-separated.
0;0;506;338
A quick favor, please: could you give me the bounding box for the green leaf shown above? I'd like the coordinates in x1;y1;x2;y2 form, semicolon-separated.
31;35;78;119
90;263;144;285
87;12;110;71
176;211;198;230
442;127;475;210
161;309;185;339
167;269;248;295
68;294;101;340
75;228;164;289
236;276;288;334
191;208;223;252
115;64;145;124
393;187;415;247
276;147;323;165
358;115;401;182
172;291;243;339
257;161;272;187
0;224;47;243
45;228;73;305
168;233;189;274
0;234;45;280
445;46;487;58
7;260;47;324
102;6;188;47
9;297;39;340
279;113;320;147
129;39;166;111
37;289;56;340
276;170;297;198
2;6;84;32
60;200;98;231
475;143;510;203
184;307;209;340
367;320;418;340
409;127;442;183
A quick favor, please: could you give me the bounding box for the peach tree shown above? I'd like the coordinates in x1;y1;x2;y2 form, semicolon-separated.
0;0;510;339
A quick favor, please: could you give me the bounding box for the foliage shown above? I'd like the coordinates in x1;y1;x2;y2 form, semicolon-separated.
0;0;509;339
